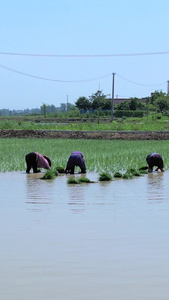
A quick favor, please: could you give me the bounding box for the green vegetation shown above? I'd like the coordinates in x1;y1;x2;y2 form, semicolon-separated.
1;114;169;131
67;177;92;184
41;166;62;179
67;178;79;184
1;89;168;177
42;169;56;180
1;89;169;119
55;166;65;173
114;171;123;178
99;172;112;181
77;177;91;183
98;168;147;181
121;168;142;179
0;138;169;173
122;171;134;179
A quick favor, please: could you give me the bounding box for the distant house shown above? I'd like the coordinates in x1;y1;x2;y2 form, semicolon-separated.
113;97;147;105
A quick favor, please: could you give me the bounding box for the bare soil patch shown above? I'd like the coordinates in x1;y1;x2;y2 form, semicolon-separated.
0;129;169;140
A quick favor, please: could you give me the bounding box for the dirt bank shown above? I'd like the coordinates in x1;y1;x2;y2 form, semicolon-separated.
0;129;169;140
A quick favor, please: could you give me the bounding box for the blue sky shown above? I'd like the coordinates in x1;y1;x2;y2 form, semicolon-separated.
0;0;169;109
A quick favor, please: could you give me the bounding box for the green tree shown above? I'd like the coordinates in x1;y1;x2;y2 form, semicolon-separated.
135;101;146;110
115;98;145;111
89;90;109;109
41;102;47;118
154;96;169;113
150;90;166;104
129;98;139;111
49;104;57;114
145;97;151;116
115;100;130;110
59;103;67;112
75;97;91;110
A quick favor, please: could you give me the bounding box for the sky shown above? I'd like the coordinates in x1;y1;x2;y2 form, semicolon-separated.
0;0;169;110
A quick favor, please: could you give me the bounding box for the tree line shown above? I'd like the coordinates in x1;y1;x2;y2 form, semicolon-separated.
0;102;74;116
0;90;169;116
75;90;169;114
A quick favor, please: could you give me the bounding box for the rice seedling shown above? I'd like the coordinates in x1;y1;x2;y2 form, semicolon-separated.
67;178;79;184
55;166;65;173
54;169;59;176
113;171;123;178
99;172;112;181
77;177;91;183
0;138;169;173
121;167;145;179
42;170;56;180
127;168;141;176
122;171;133;179
67;177;94;184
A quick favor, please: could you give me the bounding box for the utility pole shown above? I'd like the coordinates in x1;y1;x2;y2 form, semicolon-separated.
111;73;115;121
167;81;169;95
66;95;68;111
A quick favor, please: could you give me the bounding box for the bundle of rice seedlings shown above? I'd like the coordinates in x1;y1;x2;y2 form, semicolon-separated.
42;170;55;180
78;177;91;183
99;172;112;181
54;169;59;176
122;171;133;179
67;178;79;184
55;166;65;174
128;168;141;176
113;171;123;178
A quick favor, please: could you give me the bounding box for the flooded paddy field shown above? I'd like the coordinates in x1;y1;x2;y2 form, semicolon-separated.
0;171;169;300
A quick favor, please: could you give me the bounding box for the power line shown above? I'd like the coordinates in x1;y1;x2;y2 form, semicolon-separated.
116;73;166;87
0;63;111;82
0;51;169;57
0;62;167;87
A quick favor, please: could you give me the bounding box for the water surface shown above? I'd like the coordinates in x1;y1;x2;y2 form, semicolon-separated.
0;171;169;300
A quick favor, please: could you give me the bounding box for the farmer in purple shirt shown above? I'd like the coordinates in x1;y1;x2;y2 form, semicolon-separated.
25;152;51;173
146;153;164;172
65;151;86;174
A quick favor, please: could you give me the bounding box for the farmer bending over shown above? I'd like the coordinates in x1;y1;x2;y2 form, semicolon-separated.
65;151;86;174
146;153;164;173
25;152;51;173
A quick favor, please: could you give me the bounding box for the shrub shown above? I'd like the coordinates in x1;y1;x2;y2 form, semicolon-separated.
114;110;144;118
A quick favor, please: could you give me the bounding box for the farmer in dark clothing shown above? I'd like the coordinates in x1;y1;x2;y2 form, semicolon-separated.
25;152;51;173
65;151;86;174
146;153;164;173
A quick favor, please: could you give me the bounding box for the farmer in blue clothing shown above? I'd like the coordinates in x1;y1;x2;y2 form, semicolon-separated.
146;153;164;172
65;151;86;174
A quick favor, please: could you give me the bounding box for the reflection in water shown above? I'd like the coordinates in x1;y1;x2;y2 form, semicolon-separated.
67;174;86;214
147;172;165;202
26;173;53;212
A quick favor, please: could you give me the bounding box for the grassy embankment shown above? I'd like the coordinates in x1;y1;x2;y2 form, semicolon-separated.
0;138;169;172
0;115;169;131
